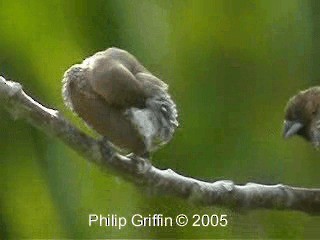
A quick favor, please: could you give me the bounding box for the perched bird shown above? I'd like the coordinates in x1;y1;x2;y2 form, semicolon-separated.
62;47;178;156
283;87;320;147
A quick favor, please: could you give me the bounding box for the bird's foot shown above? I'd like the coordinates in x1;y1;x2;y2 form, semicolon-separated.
98;137;115;159
100;136;111;146
126;152;152;174
126;152;150;161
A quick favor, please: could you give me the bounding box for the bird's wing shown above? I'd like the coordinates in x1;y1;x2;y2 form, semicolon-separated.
86;47;170;109
135;72;168;94
87;57;147;108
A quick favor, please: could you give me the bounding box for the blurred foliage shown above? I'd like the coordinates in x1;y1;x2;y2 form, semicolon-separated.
0;0;319;238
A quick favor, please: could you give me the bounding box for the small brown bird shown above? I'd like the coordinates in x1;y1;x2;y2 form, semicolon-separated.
283;87;320;147
62;47;178;156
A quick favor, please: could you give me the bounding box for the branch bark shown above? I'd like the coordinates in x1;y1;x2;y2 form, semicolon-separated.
0;76;319;215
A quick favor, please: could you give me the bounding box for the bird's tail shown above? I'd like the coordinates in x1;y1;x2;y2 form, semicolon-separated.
146;92;179;144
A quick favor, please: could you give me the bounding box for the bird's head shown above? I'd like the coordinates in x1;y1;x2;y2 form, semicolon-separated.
283;87;320;145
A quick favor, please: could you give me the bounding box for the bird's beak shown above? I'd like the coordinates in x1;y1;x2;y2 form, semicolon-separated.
283;120;303;139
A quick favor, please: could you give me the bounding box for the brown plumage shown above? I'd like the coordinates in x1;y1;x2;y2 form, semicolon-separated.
62;47;178;155
283;87;320;147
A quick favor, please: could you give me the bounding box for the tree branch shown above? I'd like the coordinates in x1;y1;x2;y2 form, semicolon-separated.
0;76;319;215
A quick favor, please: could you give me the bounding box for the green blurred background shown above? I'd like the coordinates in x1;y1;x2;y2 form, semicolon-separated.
0;0;319;238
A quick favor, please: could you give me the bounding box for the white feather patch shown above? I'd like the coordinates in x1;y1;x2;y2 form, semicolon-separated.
127;107;159;151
